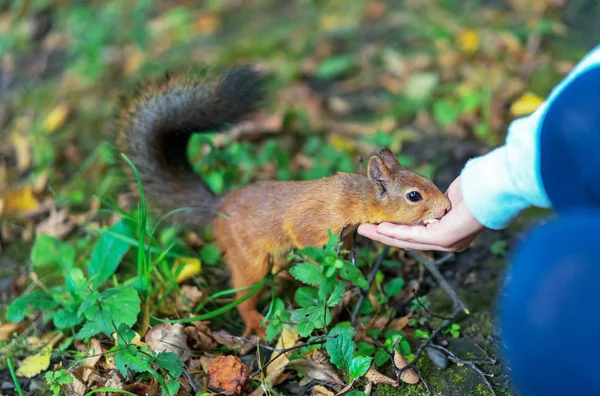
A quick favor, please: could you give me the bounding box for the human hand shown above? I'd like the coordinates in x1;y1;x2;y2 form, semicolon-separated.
357;176;485;252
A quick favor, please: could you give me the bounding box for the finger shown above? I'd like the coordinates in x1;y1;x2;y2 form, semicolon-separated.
358;225;454;251
376;222;440;244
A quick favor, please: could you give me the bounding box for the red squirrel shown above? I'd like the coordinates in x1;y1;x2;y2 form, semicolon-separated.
116;67;451;336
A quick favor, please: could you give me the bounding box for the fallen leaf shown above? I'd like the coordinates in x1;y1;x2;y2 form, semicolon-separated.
264;327;299;387
175;257;201;283
456;29;480;55
36;209;75;239
207;355;249;395
104;370;124;391
287;350;344;388
312;385;334;396
176;285;205;312
387;314;413;332
16;345;52;378
82;338;103;382
43;104;70;133
194;12;221;34
365;366;397;386
63;373;86;396
0;322;20;341
510;92;544;116
3;186;40;216
183;321;218;351
213;330;259;355
394;350;419;384
10;133;31;172
145;323;190;361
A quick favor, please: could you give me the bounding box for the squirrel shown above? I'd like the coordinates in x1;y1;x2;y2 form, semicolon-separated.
116;66;452;337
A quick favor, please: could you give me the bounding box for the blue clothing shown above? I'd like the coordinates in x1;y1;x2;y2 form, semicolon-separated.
493;45;600;395
461;44;600;229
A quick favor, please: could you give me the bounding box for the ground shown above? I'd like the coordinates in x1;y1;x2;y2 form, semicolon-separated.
0;1;598;395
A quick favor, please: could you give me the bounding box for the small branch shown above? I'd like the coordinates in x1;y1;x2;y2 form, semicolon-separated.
394;306;462;377
406;251;469;314
237;334;336;377
351;245;390;326
412;289;455;321
430;343;496;396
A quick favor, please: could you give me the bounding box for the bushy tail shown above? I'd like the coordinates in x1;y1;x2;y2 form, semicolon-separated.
116;66;266;227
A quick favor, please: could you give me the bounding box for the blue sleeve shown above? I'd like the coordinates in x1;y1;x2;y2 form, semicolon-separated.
460;44;600;229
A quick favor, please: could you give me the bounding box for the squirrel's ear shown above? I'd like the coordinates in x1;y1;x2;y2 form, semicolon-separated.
368;156;391;186
375;147;403;170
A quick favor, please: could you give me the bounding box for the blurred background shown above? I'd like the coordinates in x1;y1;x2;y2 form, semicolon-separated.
1;0;599;394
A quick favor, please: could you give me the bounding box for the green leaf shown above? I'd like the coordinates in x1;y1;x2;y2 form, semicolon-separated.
414;329;430;339
290;263;325;286
89;220;134;286
54;307;83;329
296;321;314;337
327;282;345;307
114;345;152;376
383;278;405;297
156;352;183;378
200;243;221;265
349;356;372;380
433;99;461;127
162;375;181;396
325;326;355;374
316;55;355;80
339;262;368;289
295;287;319;308
31;235;75;272
6;290;57;322
374;349;390;367
357;342;375;357
77;287;140;339
346;392;367;396
291;306;331;329
266;321;281;341
490;240;508;257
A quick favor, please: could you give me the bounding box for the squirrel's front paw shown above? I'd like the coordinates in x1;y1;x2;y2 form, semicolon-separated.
242;310;267;339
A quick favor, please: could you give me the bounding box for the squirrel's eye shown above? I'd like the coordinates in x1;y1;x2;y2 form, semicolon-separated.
406;191;423;202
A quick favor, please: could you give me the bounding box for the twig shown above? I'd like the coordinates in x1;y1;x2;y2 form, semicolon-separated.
238;334;336;377
412;289;455;321
351;245;391;326
394;306;462;376
430;343;496;396
183;369;201;393
406;251;469;314
416;368;432;396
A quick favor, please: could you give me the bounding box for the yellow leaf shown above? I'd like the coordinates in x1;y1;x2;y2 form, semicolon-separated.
264;327;299;385
43;104;69;133
16;346;52;378
510;92;544;117
3;186;40;215
175;257;202;283
456;29;480;55
10;133;31;172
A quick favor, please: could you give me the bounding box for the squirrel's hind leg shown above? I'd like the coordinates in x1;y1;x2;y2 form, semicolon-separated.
226;248;269;338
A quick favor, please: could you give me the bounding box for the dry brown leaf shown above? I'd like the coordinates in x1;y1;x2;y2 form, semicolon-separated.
82;338;103;382
207;355;249;395
176;284;205;311
394;350;419;384
104;370;124;391
0;322;20;341
312;385;334;396
387;314;413;332
36;209;75;239
63;373;86;396
183;321;218;351
145;323;190;361
213;330;259;355
286;350;344;388
365;366;397;386
263;327;299;387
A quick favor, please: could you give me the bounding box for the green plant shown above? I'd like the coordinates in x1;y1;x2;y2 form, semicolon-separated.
6;358;24;396
326;325;372;382
443;323;461;338
45;369;73;396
